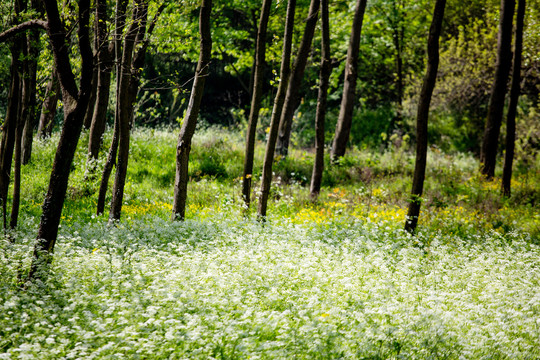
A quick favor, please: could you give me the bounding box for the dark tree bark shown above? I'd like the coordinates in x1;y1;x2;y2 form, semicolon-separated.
11;30;36;228
37;69;60;138
97;115;119;215
172;0;213;221
0;43;23;230
480;0;516;178
10;86;25;229
109;0;148;222
257;0;296;219
28;0;94;280
330;0;367;161
241;0;273;209
275;0;320;157
310;0;331;200
404;0;446;234
87;0;116;165
502;0;525;197
0;20;47;43
83;66;98;129
21;22;41;165
109;1;165;222
390;0;404;131
96;0;129;213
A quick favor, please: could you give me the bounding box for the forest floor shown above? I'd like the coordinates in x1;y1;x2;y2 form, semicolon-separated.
1;127;539;358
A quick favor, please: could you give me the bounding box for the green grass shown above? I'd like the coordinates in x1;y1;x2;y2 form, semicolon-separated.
1;127;539;359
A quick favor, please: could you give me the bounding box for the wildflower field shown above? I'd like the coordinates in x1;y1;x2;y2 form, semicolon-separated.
1;128;539;359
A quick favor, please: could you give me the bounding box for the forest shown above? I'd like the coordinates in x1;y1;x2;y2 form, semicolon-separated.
0;0;539;358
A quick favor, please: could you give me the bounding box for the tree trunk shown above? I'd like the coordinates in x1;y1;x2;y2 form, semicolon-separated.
330;0;367;161
37;69;60;138
11;31;36;228
96;0;129;213
28;0;93;280
109;0;148;222
10;94;25;229
97;115;119;215
257;0;296;219
0;43;23;230
172;0;213;221
502;0;525;197
310;0;331;200
21;27;40;165
109;1;165;222
390;6;404;131
404;0;446;234
241;0;273;209
275;0;320;157
87;0;122;166
83;66;98;129
480;0;516;178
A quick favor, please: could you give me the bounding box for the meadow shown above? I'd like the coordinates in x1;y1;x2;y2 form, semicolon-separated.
1;127;539;359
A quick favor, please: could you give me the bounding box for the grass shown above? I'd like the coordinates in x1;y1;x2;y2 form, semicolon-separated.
1;126;539;359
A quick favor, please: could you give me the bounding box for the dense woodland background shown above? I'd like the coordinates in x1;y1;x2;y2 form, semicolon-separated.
1;0;538;151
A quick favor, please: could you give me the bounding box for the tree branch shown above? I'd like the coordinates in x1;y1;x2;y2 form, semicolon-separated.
0;20;47;43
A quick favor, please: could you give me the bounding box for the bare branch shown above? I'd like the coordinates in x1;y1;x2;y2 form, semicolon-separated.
0;20;47;43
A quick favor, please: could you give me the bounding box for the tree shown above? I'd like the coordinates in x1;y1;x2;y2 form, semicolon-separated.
330;0;367;161
309;0;331;200
37;69;59;139
11;0;43;226
172;0;212;221
28;0;94;280
86;0;120;166
21;0;41;164
241;0;272;210
404;0;446;234
0;0;26;229
274;0;320;157
480;0;516;178
502;0;525;196
96;0;130;215
0;38;22;230
257;0;296;219
109;0;166;222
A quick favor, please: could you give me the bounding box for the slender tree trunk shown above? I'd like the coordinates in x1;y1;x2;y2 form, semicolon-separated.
480;0;516;178
83;66;98;129
109;1;165;221
172;0;213;221
29;0;93;280
0;44;22;230
11;32;34;229
502;0;525;197
96;0;129;213
404;0;446;234
330;0;367;161
87;0;121;166
37;69;60;138
391;12;404;130
21;27;40;165
257;0;296;219
241;0;272;209
108;0;146;222
97;116;119;214
10;98;24;229
310;0;331;200
275;0;320;157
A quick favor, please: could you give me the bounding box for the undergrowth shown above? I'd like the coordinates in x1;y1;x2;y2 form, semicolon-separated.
1;127;539;359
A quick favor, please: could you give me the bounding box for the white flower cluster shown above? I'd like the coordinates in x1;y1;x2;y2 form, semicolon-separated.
1;217;539;359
